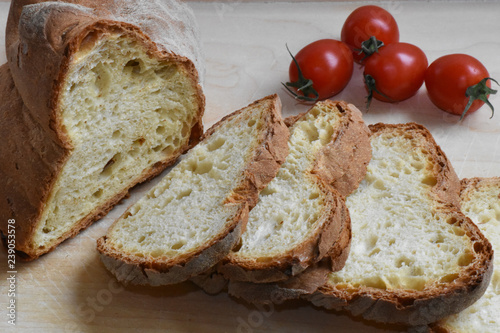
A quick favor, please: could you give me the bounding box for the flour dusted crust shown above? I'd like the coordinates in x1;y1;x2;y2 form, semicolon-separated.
97;95;290;286
0;0;205;259
308;123;494;327
219;101;371;283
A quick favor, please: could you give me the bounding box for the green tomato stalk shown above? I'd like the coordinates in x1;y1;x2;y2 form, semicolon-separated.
282;44;319;102
462;77;498;120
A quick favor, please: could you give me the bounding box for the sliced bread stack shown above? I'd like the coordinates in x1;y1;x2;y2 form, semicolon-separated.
97;95;290;285
432;177;500;332
220;100;372;283
0;0;204;259
309;123;493;327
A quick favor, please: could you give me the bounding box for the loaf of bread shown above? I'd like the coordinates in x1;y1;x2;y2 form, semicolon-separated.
309;123;493;327
97;95;289;286
0;0;205;259
432;177;500;333
219;101;371;283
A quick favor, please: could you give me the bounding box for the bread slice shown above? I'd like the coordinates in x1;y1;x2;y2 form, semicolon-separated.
309;123;493;327
218;101;371;283
432;177;500;333
97;95;289;286
0;0;204;259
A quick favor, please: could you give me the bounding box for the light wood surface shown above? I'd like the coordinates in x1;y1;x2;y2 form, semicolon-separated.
1;1;499;332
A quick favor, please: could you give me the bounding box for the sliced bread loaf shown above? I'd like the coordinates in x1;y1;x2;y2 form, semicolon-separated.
97;95;289;286
309;123;493;327
432;177;500;333
0;0;204;259
219;101;372;283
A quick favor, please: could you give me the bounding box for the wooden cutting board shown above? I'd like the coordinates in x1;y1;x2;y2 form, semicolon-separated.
1;1;499;332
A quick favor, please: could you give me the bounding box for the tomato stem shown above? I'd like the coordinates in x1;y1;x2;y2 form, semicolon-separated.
282;44;319;102
364;74;393;111
356;36;384;63
461;77;498;120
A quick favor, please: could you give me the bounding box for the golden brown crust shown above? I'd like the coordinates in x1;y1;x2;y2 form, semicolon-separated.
308;123;494;326
228;259;332;304
97;94;290;286
312;101;372;198
1;0;205;259
218;101;370;283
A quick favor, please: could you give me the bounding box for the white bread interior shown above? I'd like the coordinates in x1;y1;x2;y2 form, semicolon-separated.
330;130;477;290
34;34;201;251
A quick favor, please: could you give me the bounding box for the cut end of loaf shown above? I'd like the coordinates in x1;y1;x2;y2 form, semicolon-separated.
97;94;289;285
29;32;203;257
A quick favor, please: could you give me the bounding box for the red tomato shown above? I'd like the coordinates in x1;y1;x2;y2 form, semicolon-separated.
364;42;428;106
286;39;353;101
341;5;399;63
425;54;497;118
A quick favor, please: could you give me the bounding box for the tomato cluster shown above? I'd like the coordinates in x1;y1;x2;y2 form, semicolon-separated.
284;5;497;119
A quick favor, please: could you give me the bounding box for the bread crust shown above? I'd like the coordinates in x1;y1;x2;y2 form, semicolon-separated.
219;101;371;283
1;0;205;259
228;260;332;304
308;123;494;326
97;94;290;286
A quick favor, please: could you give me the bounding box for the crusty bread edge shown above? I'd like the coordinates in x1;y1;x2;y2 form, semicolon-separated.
306;123;494;326
96;94;289;286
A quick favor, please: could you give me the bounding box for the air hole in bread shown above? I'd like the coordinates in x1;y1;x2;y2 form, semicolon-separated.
194;160;213;175
247;119;257;127
396;257;411;268
112;130;121;139
207;137;226;152
176;188;192;200
439;273;458;283
473;241;484;253
152;144;163;152
93;189;103;198
101;152;121;177
452;227;465;237
137;235;146;244
411;161;424;171
91;63;112;96
156;126;166;135
458;252;474;266
162;145;174;155
373;180;386;190
123;59;142;74
309;192;320;200
422;175;437;186
171;240;186;250
447;217;458;225
42;227;51;234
